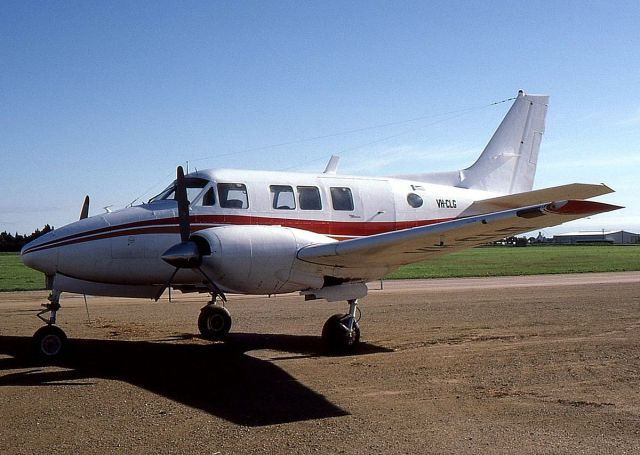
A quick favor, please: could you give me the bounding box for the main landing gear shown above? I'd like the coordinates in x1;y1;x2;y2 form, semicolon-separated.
322;299;361;353
32;290;67;359
196;297;362;352
29;292;361;357
198;297;232;340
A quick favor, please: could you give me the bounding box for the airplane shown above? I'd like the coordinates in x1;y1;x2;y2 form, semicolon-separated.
21;90;621;358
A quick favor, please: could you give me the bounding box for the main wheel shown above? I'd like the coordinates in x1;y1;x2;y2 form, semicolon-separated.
322;313;360;353
198;305;232;340
32;325;67;359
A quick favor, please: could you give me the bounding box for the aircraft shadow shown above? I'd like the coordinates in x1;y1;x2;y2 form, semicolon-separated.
0;333;392;426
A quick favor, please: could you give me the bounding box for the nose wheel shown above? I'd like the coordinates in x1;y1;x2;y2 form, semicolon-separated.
33;325;67;358
33;291;68;359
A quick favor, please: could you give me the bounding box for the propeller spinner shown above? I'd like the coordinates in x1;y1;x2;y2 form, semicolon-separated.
154;166;227;302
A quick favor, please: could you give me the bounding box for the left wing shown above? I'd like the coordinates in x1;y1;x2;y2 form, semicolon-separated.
297;200;621;270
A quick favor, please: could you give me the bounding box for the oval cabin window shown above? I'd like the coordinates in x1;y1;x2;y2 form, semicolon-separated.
407;193;423;208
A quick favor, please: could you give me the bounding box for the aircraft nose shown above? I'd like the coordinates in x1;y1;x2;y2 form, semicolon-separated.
21;231;58;274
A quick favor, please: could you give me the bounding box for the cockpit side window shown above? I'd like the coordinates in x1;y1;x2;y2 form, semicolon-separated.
270;185;296;210
199;187;216;206
186;182;207;204
218;183;249;209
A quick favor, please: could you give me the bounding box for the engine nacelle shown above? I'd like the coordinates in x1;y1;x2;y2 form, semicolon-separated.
192;225;335;294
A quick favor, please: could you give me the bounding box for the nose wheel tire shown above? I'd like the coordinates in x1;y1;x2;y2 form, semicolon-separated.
322;313;360;353
32;325;67;359
198;305;232;340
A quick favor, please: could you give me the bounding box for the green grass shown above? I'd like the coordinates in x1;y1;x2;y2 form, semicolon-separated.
1;246;639;292
387;245;640;279
0;252;45;291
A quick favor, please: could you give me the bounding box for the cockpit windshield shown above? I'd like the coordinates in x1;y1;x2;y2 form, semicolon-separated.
148;177;209;204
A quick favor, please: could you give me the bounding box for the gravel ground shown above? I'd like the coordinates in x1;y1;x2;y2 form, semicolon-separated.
1;272;639;454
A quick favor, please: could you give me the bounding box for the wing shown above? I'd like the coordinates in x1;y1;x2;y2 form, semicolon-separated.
297;199;622;270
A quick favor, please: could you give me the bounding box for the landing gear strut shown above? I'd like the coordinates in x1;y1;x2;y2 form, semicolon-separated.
198;297;232;340
33;291;67;358
322;299;361;353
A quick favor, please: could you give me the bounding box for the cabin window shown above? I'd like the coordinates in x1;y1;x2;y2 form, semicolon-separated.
407;193;423;208
270;185;296;210
297;186;322;210
217;183;249;209
330;187;354;211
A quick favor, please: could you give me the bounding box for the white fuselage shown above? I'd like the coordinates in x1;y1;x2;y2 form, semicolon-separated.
22;168;496;294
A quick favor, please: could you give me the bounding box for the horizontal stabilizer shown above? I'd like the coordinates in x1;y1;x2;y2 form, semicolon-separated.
460;183;614;217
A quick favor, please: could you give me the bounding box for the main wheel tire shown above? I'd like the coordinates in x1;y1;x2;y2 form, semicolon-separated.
322;313;360;353
198;305;232;340
32;325;67;359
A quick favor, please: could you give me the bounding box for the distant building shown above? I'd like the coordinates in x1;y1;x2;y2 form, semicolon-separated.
532;231;551;244
553;230;640;245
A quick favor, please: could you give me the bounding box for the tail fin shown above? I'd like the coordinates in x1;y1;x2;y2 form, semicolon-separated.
399;91;549;194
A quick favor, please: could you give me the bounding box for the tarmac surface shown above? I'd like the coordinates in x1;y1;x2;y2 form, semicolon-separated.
1;272;639;454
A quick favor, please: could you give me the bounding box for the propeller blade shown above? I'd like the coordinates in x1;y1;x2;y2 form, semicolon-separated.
79;195;90;220
175;166;190;242
154;267;179;301
161;167;223;302
195;266;227;302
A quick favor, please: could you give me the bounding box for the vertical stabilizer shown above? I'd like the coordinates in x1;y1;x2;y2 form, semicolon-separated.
397;91;549;194
462;90;548;193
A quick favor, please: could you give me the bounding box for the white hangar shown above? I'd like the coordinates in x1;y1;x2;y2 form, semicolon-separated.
553;230;639;245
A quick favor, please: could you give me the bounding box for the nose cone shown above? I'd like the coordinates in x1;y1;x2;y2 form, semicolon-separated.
21;230;58;274
161;241;201;268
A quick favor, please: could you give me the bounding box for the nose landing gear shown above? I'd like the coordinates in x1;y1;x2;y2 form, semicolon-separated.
33;290;68;359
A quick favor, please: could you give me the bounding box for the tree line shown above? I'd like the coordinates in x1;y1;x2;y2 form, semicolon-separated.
0;225;54;252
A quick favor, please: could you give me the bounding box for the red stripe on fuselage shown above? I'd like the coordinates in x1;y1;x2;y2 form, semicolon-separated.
22;214;454;254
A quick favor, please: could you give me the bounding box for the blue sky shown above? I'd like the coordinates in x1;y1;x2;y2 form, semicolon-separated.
2;0;639;235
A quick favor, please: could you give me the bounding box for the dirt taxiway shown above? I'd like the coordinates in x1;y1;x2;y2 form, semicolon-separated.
1;272;639;454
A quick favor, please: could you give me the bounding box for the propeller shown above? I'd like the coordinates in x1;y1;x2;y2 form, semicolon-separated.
154;166;227;302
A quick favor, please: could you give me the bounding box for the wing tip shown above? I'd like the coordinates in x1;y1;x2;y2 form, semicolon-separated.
598;183;615;195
